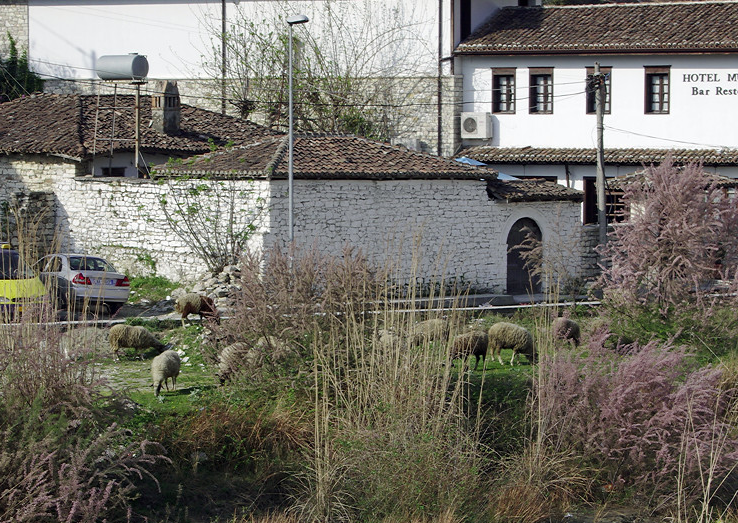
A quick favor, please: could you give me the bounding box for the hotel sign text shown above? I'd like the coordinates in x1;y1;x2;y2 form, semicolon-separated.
684;73;738;95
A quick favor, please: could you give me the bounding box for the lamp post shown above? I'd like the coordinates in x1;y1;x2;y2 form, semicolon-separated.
287;14;309;243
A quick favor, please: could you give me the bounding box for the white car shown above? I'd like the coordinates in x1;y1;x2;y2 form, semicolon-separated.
37;254;130;313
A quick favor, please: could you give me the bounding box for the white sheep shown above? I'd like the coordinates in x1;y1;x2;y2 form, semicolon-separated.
174;293;220;326
108;324;167;360
487;322;536;365
450;330;489;370
217;342;250;384
151;349;181;396
409;318;449;346
552;317;581;347
217;336;294;384
376;328;406;350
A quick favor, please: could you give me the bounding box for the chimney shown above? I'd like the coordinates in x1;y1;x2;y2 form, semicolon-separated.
151;80;181;135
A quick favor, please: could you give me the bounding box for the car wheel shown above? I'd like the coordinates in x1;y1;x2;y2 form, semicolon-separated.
107;302;124;315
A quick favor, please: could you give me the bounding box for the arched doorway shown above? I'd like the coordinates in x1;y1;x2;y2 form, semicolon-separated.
506;218;542;295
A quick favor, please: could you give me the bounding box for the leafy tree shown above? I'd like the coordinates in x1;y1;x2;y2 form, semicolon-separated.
598;158;738;317
0;34;44;102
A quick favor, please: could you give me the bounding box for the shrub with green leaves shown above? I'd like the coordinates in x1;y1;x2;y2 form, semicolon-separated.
1;34;44;102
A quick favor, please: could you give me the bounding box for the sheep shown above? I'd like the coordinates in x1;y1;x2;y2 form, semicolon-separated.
174;293;220;326
450;330;489;370
376;328;406;350
108;324;167;360
217;342;250;384
151;349;181;396
552;317;581;347
217;336;292;384
487;322;536;365
409;318;449;346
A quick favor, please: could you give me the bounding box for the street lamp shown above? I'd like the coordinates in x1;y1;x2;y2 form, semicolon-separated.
287;14;309;243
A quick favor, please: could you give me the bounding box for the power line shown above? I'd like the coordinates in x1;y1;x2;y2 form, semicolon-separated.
23;59;736;151
604;124;736;151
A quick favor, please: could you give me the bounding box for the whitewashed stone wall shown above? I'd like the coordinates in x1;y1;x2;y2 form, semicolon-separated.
2;154;583;291
264;178;582;293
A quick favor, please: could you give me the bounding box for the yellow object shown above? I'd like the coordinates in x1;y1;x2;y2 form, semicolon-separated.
0;277;47;303
0;246;47;315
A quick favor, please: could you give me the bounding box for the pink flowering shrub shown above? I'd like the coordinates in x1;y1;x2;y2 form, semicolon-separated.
599;158;738;317
0;307;168;521
534;329;738;510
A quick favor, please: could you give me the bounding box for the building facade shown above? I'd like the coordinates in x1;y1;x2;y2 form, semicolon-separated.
453;1;738;223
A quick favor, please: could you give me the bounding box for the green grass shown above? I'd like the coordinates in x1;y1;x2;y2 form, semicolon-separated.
128;275;179;304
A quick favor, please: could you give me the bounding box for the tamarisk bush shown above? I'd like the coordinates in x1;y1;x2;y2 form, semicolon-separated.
599;158;738;317
534;329;738;511
0;307;168;522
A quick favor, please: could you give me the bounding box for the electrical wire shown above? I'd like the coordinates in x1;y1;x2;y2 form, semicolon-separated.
604;124;737;151
21;58;734;151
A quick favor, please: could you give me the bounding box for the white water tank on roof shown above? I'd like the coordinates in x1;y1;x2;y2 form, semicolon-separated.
96;54;149;81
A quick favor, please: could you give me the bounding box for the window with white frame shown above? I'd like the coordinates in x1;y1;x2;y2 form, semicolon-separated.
529;68;553;114
492;68;516;114
645;66;670;114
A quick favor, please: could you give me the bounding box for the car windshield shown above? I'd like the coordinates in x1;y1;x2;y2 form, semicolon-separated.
68;256;117;273
0;251;36;280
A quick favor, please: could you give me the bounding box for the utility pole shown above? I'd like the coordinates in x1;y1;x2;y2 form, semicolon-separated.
594;62;607;248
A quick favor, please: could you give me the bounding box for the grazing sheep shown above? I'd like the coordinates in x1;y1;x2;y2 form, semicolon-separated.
409;318;449;346
217;342;249;385
217;336;292;384
376;328;406;350
151;349;181;396
108;324;167;360
450;330;489;370
174;293;220;326
487;322;536;365
552;317;581;347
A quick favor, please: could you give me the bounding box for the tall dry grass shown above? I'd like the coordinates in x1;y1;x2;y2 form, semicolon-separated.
0;224;168;522
220;241;488;521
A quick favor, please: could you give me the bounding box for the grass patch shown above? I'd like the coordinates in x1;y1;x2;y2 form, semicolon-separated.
129;275;178;303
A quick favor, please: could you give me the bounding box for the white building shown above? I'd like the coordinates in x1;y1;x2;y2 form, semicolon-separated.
453;1;738;223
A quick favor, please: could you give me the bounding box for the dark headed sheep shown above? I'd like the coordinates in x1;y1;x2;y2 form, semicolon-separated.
174;293;220;326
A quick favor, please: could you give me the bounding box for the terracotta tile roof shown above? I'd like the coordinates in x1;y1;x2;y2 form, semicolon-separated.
0;93;279;160
456;2;738;55
486;178;583;202
156;135;581;202
154;135;499;181
459;146;738;166
608;169;738;190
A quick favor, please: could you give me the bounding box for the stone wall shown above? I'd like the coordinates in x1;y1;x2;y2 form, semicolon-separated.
0;190;56;260
0;1;28;55
262;178;583;293
2;154;584;290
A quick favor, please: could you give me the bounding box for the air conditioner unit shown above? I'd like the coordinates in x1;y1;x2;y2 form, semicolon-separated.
460;112;493;140
391;137;421;151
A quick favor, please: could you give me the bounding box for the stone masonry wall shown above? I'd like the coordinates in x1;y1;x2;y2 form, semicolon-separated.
0;1;28;56
262;178;583;293
2;154;584;289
